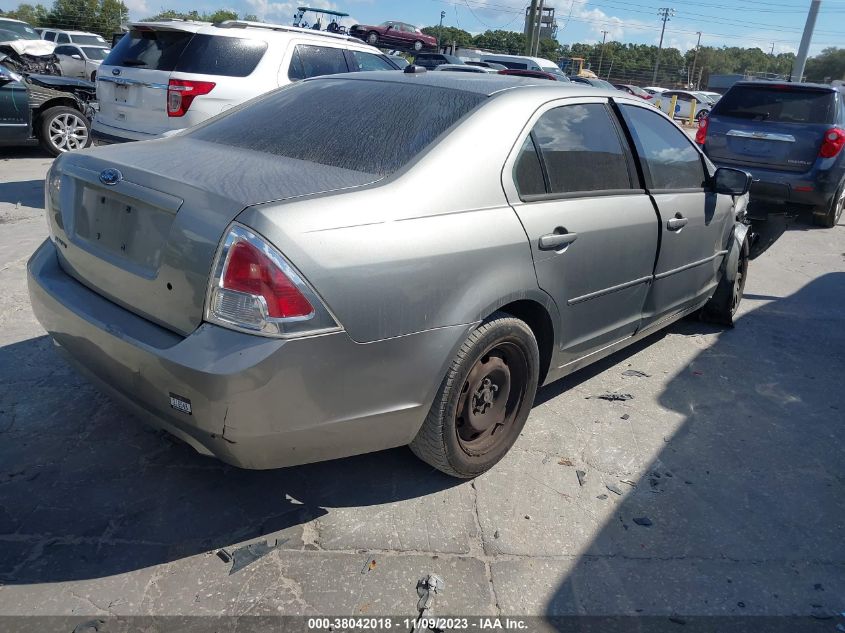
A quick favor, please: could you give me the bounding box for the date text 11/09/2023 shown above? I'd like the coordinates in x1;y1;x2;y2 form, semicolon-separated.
307;617;529;630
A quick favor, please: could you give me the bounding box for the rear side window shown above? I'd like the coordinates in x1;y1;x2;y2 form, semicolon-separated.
189;79;485;176
349;50;395;72
621;105;705;190
513;136;546;197
288;44;349;80
713;85;835;124
104;28;193;71
72;34;107;46
530;103;632;194
175;35;267;77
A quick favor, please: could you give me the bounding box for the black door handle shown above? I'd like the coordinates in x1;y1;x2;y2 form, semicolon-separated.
539;231;578;250
667;216;688;231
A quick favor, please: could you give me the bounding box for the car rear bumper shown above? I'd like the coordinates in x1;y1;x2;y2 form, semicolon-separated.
28;240;465;469
91;119;163;144
710;160;842;216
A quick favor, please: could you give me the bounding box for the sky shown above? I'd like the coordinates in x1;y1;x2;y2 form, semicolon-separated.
5;0;845;55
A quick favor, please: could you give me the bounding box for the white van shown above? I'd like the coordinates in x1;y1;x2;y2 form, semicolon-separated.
465;52;567;79
92;20;400;144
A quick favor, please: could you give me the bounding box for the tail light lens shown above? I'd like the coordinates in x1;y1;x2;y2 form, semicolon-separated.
167;79;215;117
819;128;845;158
206;224;340;338
695;114;708;145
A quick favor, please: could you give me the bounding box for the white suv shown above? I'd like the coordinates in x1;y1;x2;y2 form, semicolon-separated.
92;20;400;144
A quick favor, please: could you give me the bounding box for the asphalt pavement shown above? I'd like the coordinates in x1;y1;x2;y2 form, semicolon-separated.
0;147;843;624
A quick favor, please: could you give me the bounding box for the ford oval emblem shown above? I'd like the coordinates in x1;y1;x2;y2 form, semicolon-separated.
99;168;123;186
112;68;121;76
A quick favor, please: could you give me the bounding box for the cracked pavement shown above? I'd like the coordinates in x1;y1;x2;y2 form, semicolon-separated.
0;148;844;620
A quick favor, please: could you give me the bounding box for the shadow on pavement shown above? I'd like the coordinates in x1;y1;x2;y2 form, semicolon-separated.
0;336;460;585
0;180;45;210
546;272;845;616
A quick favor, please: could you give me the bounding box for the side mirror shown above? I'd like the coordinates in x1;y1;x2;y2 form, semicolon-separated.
0;67;21;84
71;54;82;60
713;167;752;196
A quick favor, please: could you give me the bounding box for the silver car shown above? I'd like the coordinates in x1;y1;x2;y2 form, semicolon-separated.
28;72;752;478
54;43;109;81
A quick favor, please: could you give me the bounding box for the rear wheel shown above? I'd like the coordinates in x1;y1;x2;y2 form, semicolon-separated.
413;40;424;51
38;106;91;156
695;109;708;121
366;31;379;46
815;180;844;228
409;313;539;478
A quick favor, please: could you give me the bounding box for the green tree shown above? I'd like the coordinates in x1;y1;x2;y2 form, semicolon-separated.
421;25;472;48
0;3;50;26
805;47;845;82
472;29;525;55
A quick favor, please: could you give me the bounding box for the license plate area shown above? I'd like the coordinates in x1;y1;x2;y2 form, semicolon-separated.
73;186;173;275
114;83;129;103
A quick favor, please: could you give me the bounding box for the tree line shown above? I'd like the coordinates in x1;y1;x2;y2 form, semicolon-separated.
424;25;844;86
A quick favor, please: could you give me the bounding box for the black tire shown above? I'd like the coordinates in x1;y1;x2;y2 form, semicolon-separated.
413;40;423;51
815;180;844;228
38;106;91;156
409;312;540;478
366;31;379;46
90;70;97;82
701;236;750;326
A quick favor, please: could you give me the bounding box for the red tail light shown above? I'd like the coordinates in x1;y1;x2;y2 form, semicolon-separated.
222;240;313;319
695;114;708;145
206;225;340;338
167;79;215;117
819;128;845;158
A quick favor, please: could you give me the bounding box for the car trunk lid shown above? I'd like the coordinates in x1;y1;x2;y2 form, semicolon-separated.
705;84;836;173
49;137;380;335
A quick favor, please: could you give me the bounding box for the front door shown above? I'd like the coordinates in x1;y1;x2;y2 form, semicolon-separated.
0;66;31;143
504;99;660;366
617;103;734;328
55;45;85;78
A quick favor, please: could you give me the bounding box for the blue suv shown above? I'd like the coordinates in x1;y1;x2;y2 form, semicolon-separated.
698;81;845;228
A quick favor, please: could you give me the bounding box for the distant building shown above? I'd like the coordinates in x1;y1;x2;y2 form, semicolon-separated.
524;5;557;41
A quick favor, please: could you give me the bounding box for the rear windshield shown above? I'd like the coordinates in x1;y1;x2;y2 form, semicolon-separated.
72;34;107;46
188;79;486;176
103;30;266;77
713;85;836;124
104;28;193;71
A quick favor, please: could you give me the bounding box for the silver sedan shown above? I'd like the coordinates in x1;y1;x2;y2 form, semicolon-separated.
28;72;752;477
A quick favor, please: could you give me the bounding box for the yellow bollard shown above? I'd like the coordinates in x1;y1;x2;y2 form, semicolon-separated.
655;98;662;110
688;99;697;126
669;95;678;120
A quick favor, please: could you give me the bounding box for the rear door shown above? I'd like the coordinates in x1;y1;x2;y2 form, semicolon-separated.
503;98;659;365
618;102;734;326
96;25;197;136
705;84;836;173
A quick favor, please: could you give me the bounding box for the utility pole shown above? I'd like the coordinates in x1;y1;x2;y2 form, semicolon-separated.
526;0;539;56
652;7;675;85
598;30;609;76
792;0;821;82
438;10;445;53
690;31;701;89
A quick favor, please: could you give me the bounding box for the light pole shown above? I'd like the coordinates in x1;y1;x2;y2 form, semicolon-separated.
438;10;445;53
792;0;821;82
652;7;675;85
598;30;608;76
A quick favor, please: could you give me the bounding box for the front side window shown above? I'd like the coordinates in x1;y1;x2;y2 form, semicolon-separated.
57;32;70;43
54;45;75;56
620;104;706;190
530;103;632;195
288;44;348;81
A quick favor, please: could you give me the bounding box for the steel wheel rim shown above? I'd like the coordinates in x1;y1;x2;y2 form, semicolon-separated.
367;33;377;44
49;113;88;152
455;342;528;456
731;249;749;315
414;41;423;51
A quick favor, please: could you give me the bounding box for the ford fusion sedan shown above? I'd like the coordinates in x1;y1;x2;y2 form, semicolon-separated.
29;72;752;478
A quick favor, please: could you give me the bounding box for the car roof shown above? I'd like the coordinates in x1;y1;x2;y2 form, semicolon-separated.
318;70;624;97
732;80;842;93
